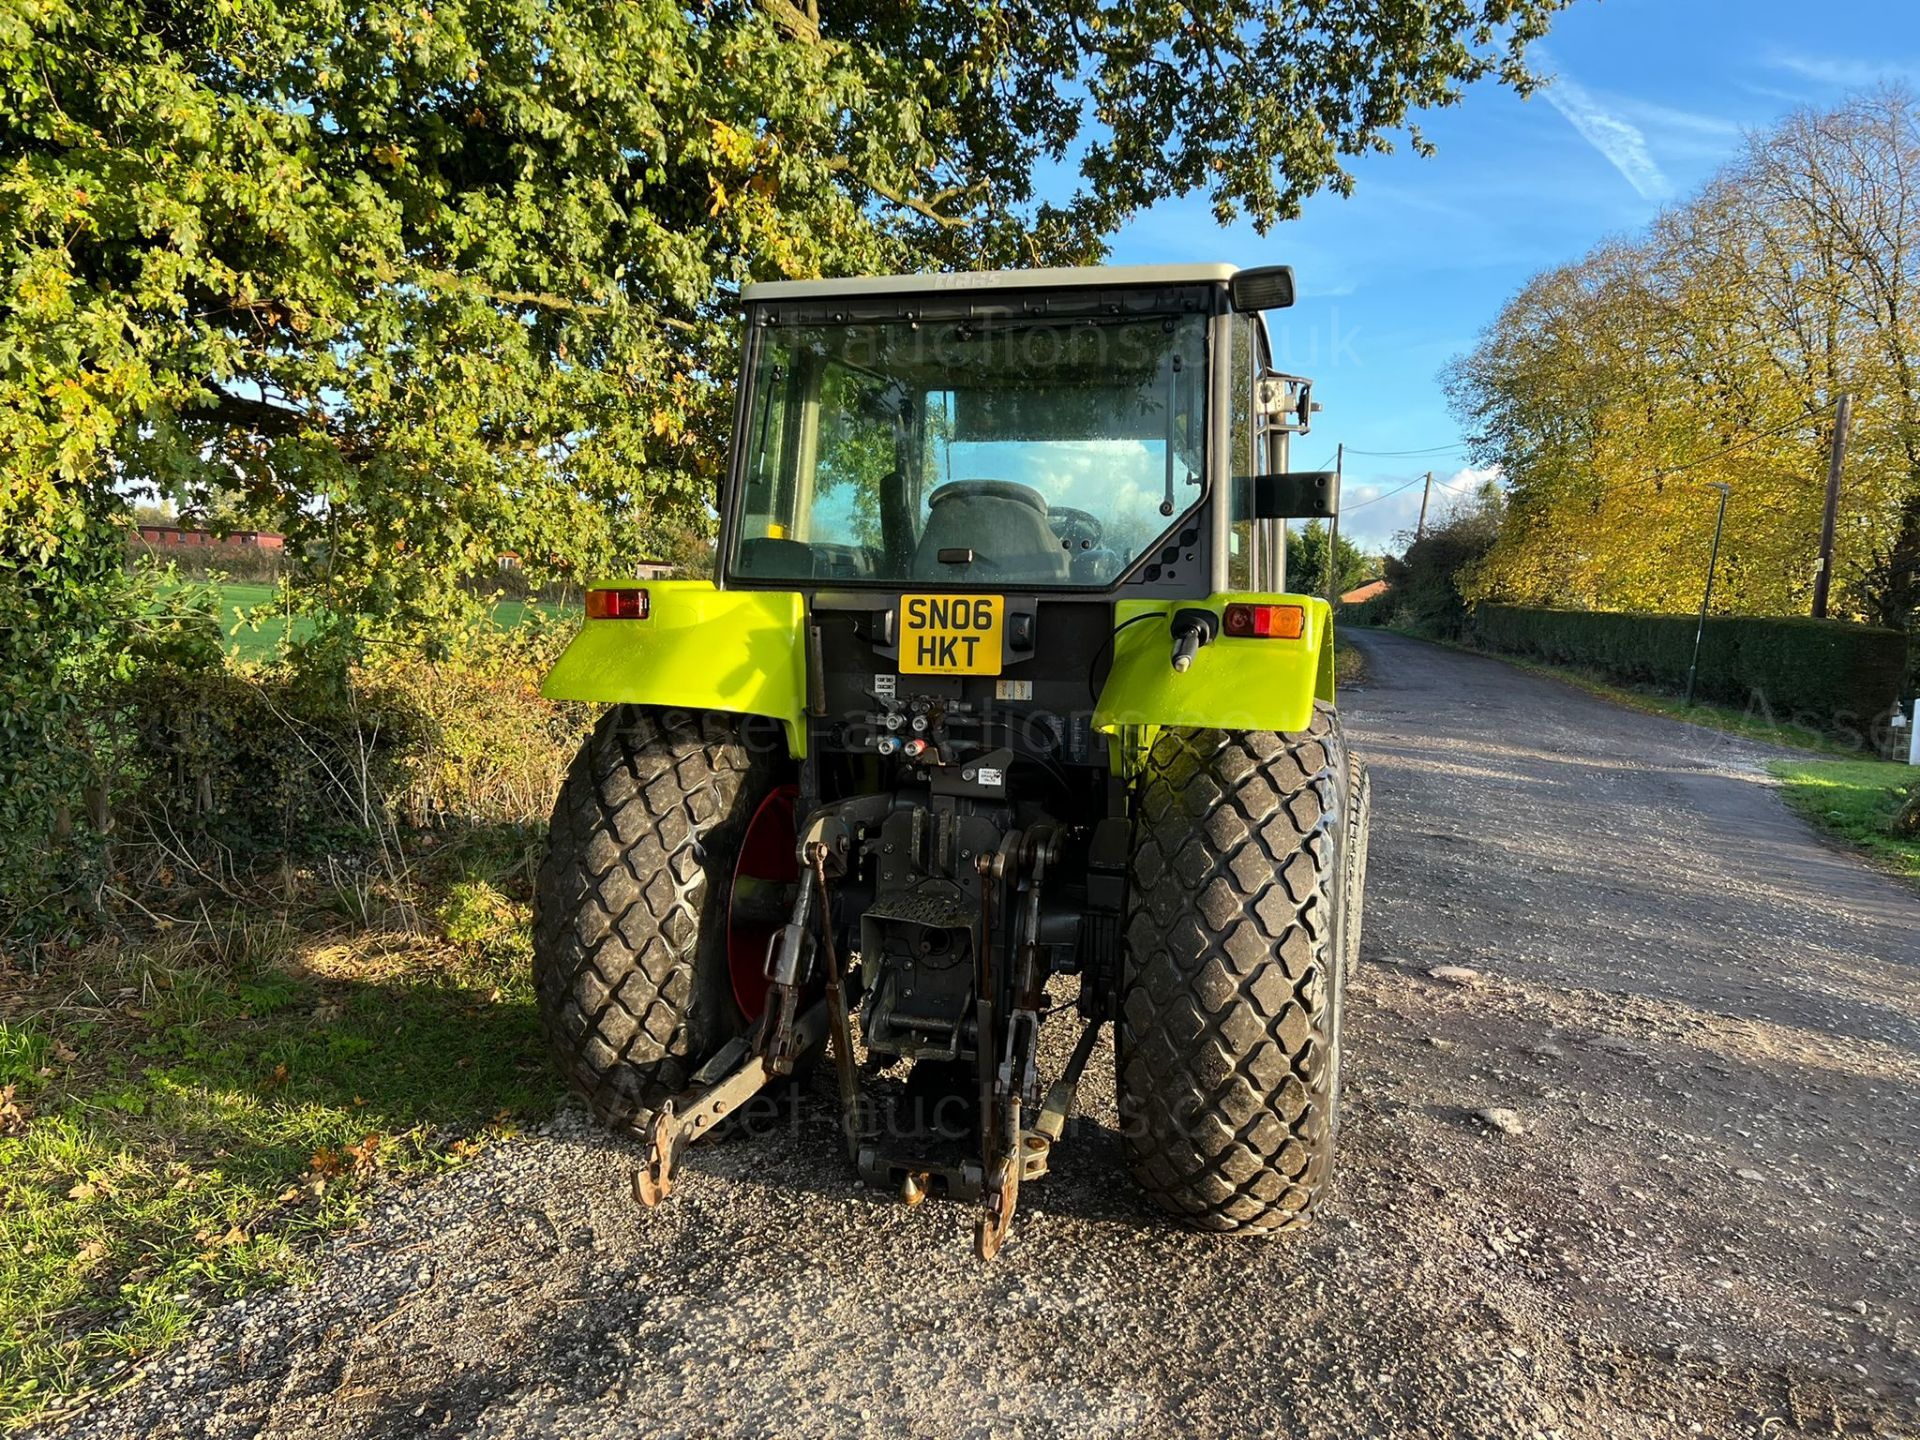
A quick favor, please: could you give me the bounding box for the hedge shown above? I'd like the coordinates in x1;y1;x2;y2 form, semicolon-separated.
1473;606;1908;732
117;657;594;859
1340;590;1401;628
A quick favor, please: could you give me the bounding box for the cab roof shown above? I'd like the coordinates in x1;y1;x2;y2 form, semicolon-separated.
740;263;1241;304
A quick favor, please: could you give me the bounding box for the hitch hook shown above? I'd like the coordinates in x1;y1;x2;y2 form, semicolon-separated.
631;1101;679;1208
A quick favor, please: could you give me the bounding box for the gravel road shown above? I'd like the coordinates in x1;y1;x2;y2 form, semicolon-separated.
45;631;1920;1439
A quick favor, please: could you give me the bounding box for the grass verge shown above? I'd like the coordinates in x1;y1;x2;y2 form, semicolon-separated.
1767;759;1920;880
0;832;558;1429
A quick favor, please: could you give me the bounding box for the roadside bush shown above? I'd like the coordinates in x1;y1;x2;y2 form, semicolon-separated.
0;557;222;948
1474;606;1907;733
1896;788;1919;839
2;551;591;949
118;628;591;868
1372;492;1505;639
1342;589;1402;628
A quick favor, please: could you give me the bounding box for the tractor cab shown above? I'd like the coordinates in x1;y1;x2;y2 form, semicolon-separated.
724;263;1323;595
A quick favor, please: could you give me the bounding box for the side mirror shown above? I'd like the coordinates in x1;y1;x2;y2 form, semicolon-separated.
1230;265;1296;312
1236;470;1340;519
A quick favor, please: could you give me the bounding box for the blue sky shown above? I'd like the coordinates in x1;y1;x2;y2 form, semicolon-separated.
1108;0;1920;555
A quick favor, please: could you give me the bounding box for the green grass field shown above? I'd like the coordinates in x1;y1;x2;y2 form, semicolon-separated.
207;581;306;662
154;584;571;664
1769;758;1920;880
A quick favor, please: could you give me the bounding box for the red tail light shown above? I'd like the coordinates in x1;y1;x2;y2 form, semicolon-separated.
1222;603;1305;639
586;587;650;620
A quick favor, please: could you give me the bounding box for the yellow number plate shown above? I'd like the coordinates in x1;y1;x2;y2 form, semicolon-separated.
899;595;1004;676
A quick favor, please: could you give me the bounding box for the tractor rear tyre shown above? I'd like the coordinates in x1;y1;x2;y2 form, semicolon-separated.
1117;705;1350;1233
533;706;785;1131
1341;750;1371;983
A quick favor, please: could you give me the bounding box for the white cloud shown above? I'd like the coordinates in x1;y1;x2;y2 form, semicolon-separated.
1767;52;1920;89
1434;464;1504;505
1338;464;1504;555
1540;66;1672;202
1610;98;1747;163
1616;99;1743;140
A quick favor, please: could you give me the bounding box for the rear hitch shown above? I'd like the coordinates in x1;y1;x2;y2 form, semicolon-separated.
974;826;1055;1260
974;1013;1104;1258
629;805;1105;1264
808;840;868;1162
630;1002;829;1207
629;815;868;1209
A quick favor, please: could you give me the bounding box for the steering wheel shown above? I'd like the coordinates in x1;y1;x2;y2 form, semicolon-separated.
1047;506;1104;551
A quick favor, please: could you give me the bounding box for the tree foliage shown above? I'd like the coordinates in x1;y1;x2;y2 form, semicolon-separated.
1;0;1567;938
3;0;1568;626
1285;519;1370;597
1445;89;1920;630
1363;486;1504;637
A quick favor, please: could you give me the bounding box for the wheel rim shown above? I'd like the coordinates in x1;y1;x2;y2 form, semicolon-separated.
727;784;800;1020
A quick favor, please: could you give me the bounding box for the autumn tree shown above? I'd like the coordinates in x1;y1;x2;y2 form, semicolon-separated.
1446;88;1920;629
5;0;1574;636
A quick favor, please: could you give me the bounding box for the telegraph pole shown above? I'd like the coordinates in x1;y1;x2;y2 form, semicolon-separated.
1415;470;1434;541
1811;391;1852;620
1684;482;1731;708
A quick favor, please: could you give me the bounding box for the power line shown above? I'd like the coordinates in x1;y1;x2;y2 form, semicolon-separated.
1342;467;1494;518
1642;415;1811;483
1341;442;1473;459
1340;475;1429;513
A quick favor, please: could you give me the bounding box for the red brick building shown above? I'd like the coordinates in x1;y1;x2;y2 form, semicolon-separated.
135;525;285;551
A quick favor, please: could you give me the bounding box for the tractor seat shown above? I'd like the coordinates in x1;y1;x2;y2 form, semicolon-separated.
911;480;1070;582
735;535;817;580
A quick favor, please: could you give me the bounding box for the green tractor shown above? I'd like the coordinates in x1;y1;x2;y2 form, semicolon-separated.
531;262;1370;1257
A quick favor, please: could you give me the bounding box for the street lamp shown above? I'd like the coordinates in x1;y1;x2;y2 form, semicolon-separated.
1684;482;1731;708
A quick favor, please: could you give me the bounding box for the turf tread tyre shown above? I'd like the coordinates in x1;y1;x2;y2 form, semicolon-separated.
1118;704;1346;1233
1341;751;1371;983
533;706;781;1131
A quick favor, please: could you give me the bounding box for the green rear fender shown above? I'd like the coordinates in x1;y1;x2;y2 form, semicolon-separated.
544;584;1335;766
1093;593;1336;746
541;581;809;757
